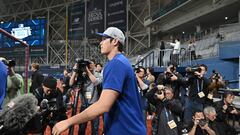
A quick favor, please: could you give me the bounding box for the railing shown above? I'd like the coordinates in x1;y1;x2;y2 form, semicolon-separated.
135;51;155;68
133;44;218;68
134;49;175;68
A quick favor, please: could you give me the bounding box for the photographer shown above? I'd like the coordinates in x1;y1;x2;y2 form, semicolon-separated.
208;70;225;98
69;59;102;135
135;66;149;123
214;91;239;134
183;64;217;127
1;58;23;106
215;91;239;119
146;85;183;135
32;76;67;134
156;64;184;99
188;111;216;135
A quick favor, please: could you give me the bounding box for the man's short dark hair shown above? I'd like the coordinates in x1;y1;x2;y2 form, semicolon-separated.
110;38;124;52
96;63;102;67
199;64;208;71
135;66;146;74
223;91;234;98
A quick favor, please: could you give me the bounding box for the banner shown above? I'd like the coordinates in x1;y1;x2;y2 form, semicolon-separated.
106;0;126;31
87;0;104;37
68;1;85;39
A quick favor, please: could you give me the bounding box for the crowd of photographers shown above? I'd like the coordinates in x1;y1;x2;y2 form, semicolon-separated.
143;63;240;135
0;56;239;135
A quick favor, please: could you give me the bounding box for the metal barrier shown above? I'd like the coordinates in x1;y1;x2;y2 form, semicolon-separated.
135;51;155;67
134;48;194;68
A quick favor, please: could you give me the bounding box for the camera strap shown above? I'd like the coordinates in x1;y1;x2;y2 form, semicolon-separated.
164;107;171;121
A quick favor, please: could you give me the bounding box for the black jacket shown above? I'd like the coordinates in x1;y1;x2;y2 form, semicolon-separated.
33;87;67;127
146;87;183;135
30;70;44;93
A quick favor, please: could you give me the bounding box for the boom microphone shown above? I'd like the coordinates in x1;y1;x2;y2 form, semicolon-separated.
0;94;39;135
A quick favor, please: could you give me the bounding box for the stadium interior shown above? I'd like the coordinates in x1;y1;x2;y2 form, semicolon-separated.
0;0;240;134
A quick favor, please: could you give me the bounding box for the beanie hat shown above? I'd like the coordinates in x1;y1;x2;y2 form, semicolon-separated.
43;76;57;90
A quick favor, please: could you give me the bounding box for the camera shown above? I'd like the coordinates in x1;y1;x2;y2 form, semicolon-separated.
169;66;175;73
226;105;235;113
211;70;220;80
199;119;208;127
165;71;173;79
1;59;16;67
186;66;202;73
40;98;58;113
75;58;91;73
156;85;166;95
74;58;91;84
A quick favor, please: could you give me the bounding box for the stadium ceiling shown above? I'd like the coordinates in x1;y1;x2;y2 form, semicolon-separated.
0;0;73;17
167;1;240;34
146;0;240;34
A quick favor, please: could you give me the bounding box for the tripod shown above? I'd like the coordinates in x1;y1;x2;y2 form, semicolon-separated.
68;82;85;135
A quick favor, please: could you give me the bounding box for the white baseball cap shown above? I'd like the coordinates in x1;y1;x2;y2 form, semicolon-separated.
96;27;125;45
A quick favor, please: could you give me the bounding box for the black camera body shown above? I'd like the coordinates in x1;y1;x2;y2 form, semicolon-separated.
157;90;165;95
211;70;220;80
186;66;202;73
2;59;16;67
75;58;91;84
156;86;166;95
75;58;90;73
199;119;208;127
40;98;58;114
226;105;235;113
165;72;173;79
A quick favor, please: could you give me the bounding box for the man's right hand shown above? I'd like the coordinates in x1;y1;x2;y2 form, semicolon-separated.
52;119;71;135
193;118;200;125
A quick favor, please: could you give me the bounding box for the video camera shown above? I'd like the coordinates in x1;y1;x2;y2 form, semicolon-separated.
74;58;91;83
75;58;91;73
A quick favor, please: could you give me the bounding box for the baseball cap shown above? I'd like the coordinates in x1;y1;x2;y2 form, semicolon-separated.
96;27;125;45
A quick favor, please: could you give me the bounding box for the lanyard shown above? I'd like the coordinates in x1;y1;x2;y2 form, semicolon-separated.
164;107;171;121
197;79;203;92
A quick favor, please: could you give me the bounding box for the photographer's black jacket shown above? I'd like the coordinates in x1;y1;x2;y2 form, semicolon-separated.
145;88;183;135
30;70;44;93
186;75;211;104
33;87;67;124
156;72;185;98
